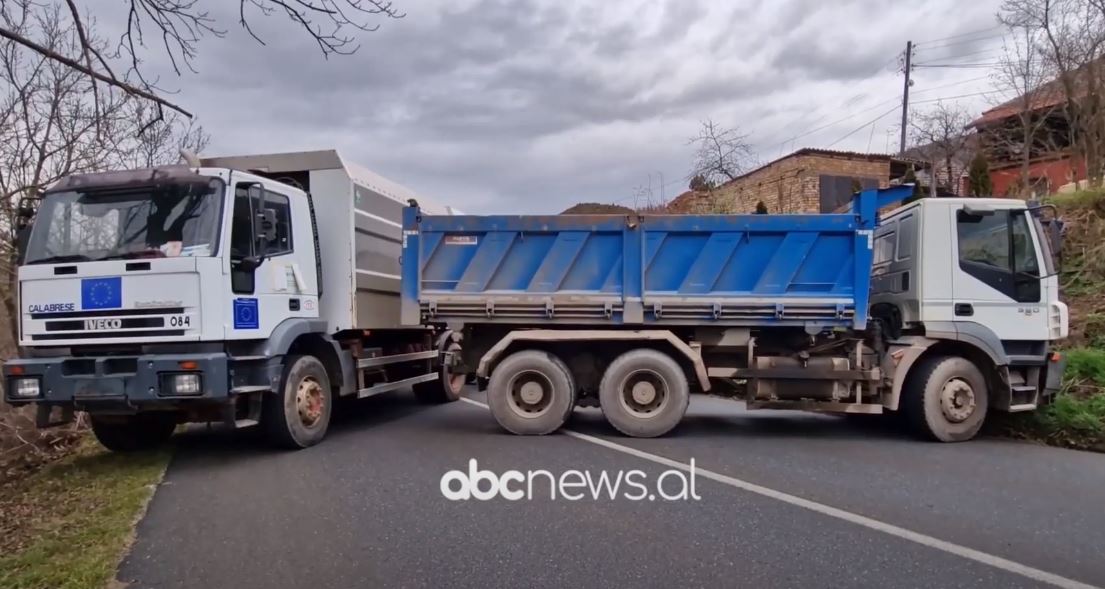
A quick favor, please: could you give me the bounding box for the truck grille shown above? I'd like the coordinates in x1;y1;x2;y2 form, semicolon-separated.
26;307;190;342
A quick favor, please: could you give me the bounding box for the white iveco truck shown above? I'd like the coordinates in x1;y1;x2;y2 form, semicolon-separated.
3;150;465;451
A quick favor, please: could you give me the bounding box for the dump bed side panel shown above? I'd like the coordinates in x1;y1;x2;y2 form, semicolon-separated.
403;209;875;330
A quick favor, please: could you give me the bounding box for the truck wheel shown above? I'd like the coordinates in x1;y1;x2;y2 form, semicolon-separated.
90;413;177;452
264;355;332;449
902;355;988;442
413;341;466;403
487;350;575;435
599;349;689;438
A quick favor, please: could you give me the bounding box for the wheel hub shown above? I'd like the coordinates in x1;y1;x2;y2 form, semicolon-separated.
631;381;657;405
295;377;324;427
939;378;976;423
507;371;554;417
519;381;545;405
620;370;667;417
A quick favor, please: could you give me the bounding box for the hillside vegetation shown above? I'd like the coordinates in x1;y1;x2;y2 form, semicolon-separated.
995;190;1105;451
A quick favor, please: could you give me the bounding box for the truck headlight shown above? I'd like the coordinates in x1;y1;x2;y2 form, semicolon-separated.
10;377;41;399
161;373;201;396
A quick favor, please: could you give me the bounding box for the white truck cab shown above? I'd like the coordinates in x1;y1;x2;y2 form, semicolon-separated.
5;151;465;451
871;197;1068;416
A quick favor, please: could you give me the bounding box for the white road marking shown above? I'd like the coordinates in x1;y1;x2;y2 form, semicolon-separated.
457;397;1099;589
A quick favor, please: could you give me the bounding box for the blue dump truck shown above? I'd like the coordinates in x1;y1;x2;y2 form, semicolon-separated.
402;186;1069;442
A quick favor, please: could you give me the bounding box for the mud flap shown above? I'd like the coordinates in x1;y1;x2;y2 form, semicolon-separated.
1041;354;1067;403
36;404;75;428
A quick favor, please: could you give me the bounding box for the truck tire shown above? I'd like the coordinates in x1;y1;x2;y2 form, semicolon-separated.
901;355;988;442
413;340;466;403
263;355;332;449
599;349;689;438
487;350;575;435
90;413;177;452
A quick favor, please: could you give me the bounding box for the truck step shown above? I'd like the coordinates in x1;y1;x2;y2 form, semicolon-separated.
229;355;268;362
357;373;438;399
230;385;272;394
1007;403;1038;412
746;400;883;414
234;418;260;428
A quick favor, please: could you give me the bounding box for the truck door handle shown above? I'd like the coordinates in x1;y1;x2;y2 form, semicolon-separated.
954;303;973;317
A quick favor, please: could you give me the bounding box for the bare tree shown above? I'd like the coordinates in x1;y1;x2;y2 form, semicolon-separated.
987;26;1062;195
1000;0;1105;186
910;101;974;195
688;119;757;187
0;0;403;127
0;4;209;343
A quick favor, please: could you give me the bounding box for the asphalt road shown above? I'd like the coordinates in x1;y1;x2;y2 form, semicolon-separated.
118;390;1105;589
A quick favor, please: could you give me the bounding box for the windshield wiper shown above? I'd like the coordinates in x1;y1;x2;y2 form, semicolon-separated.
98;249;167;261
27;254;92;265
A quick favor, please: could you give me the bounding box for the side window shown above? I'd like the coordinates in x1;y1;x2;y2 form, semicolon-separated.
230;189;254;259
956;209;1040;303
896;214;916;260
873;231;896;264
230;185;293;257
957;213;1009;270
1012;212;1041;302
262;192;293;256
1012;214;1039;275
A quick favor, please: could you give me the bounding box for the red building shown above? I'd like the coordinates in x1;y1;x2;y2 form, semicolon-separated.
968;69;1089;196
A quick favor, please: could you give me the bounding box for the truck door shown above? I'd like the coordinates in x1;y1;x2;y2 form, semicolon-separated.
225;179;318;339
951;206;1047;341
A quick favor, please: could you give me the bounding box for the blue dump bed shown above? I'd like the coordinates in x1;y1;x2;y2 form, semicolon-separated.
401;187;912;330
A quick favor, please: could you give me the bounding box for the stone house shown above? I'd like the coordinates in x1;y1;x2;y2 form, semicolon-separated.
669;148;923;214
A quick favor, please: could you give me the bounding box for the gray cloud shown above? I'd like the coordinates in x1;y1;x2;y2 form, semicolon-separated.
132;0;1008;213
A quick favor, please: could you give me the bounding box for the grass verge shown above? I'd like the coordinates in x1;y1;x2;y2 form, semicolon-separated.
994;347;1105;452
0;438;170;589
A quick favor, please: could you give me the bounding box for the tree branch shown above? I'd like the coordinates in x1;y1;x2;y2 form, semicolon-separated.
0;24;192;117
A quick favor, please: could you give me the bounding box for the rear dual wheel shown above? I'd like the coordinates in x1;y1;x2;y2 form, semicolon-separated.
599;349;689;438
487;350;576;435
413;340;466;404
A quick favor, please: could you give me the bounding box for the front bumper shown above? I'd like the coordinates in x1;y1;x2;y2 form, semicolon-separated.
3;353;229;406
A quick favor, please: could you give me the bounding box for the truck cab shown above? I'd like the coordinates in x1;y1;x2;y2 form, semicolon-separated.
4;151;463;451
871;198;1068;415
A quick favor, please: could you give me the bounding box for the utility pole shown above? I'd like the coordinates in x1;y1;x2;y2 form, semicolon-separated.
899;40;913;155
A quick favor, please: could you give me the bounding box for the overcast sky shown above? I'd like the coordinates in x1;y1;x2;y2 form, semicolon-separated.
134;0;1008;213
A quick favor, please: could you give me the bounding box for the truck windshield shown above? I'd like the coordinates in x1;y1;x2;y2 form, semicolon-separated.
24;179;224;264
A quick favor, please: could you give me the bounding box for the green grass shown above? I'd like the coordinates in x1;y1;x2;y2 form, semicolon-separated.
1000;347;1105;451
0;439;170;589
1044;188;1105;208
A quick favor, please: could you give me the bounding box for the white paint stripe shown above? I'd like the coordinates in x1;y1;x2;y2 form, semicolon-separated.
355;208;402;228
356;269;401;281
457;397;1099;589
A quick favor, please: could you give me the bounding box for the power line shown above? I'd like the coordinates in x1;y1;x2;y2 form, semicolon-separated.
915;47;999;62
828;105;901;148
915;34;1005;51
911;90;999;104
914;25;1004;47
773;93;904;149
914;62;1001;69
911;75;990;95
773;52;903;142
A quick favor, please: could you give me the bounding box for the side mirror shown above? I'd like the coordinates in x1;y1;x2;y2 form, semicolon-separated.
15;196;36;230
243;183;277;267
254;208;277;245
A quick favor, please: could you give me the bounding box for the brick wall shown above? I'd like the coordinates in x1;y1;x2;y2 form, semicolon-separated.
710;153;891;213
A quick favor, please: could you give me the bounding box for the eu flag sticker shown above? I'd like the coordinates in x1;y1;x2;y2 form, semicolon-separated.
81;277;122;310
233;298;259;329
